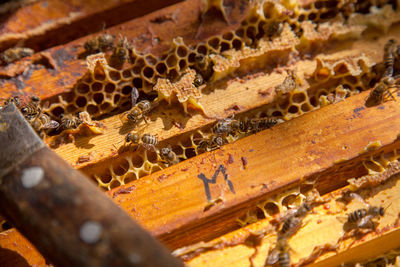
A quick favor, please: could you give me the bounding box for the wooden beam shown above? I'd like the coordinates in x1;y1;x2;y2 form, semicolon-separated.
0;0;183;52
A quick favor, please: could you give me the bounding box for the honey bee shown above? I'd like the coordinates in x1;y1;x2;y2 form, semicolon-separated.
31;113;59;132
277;202;311;239
1;47;34;64
193;73;204;87
383;39;396;78
59;113;82;130
366;75;400;106
120;88;155;125
84;34;115;54
264;21;283;40
266;237;291;267
125;132;158;151
193;54;214;80
366;39;400;106
212;115;246;136
21;96;41;120
245;117;284;133
346;205;385;229
111;37;131;65
159;146;180;166
3;96;20;107
197;134;226;151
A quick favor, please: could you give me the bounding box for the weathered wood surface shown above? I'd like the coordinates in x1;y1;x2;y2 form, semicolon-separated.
0;0;183;52
0;0;247;98
4;87;400;266
0;104;183;267
52;27;400;168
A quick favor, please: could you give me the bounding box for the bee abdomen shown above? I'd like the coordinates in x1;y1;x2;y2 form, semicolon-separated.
348;209;367;223
278;251;290;267
142;134;158;145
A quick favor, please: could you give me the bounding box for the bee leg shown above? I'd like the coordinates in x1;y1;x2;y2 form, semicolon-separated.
143;116;149;124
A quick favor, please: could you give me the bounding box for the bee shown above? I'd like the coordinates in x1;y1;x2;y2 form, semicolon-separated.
212;116;246;136
21;96;41;120
197;134;226;151
382;39;396;78
120;88;155;125
125;132;158;151
159;146;180;166
278;203;311;239
193;73;204;87
365;75;399;106
366;39;400;106
278;216;304;240
59;113;82;130
275;69;299;95
84;34;115;54
1;47;34;64
245;117;284;133
31;113;59;138
111;37;131;65
266;237;291;267
278;248;291;267
264;21;283;40
3;96;20;107
193;54;214;80
346;205;385;229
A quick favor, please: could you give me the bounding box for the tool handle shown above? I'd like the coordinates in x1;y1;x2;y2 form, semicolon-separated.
0;146;184;267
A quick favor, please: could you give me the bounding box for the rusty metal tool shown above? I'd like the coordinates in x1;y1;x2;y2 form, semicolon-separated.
0;103;184;267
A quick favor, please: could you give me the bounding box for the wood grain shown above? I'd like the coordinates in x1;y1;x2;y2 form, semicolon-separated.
0;0;183;52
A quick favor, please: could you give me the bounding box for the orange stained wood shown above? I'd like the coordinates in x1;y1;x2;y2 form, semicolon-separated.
0;0;183;52
106;89;400;249
0;230;47;267
0;0;248;98
3;88;400;263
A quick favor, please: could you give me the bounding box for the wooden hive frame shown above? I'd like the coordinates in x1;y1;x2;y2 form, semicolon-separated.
1;0;400;266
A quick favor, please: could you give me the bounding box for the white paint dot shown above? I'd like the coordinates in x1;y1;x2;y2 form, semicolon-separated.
21;167;44;188
79;221;102;244
129;253;142;264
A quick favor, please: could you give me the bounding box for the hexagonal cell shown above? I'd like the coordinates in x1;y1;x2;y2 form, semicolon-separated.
166;54;178;68
156;62;168;74
91;82;104;92
109;70;122;81
76;83;90;94
132;78;143;89
110;180;121;189
196;44;208;55
104;82;116;93
50;106;65;118
75;96;88;107
123;172;138;184
220;41;231;52
208;37;221;50
122;69;131;79
177;45;188;58
66;104;78;113
87;104;99;115
142;66;155;79
145;54;158;66
93;93;104;104
262;202;280;217
291;92;307;103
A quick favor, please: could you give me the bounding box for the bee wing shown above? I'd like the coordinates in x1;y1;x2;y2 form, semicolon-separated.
131;87;139;105
266;248;279;265
43;120;60;129
336;216;348;224
119;111;129;123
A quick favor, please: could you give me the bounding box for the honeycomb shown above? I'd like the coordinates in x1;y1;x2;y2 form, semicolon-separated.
236;137;400;227
40;0;399;120
81;51;378;190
